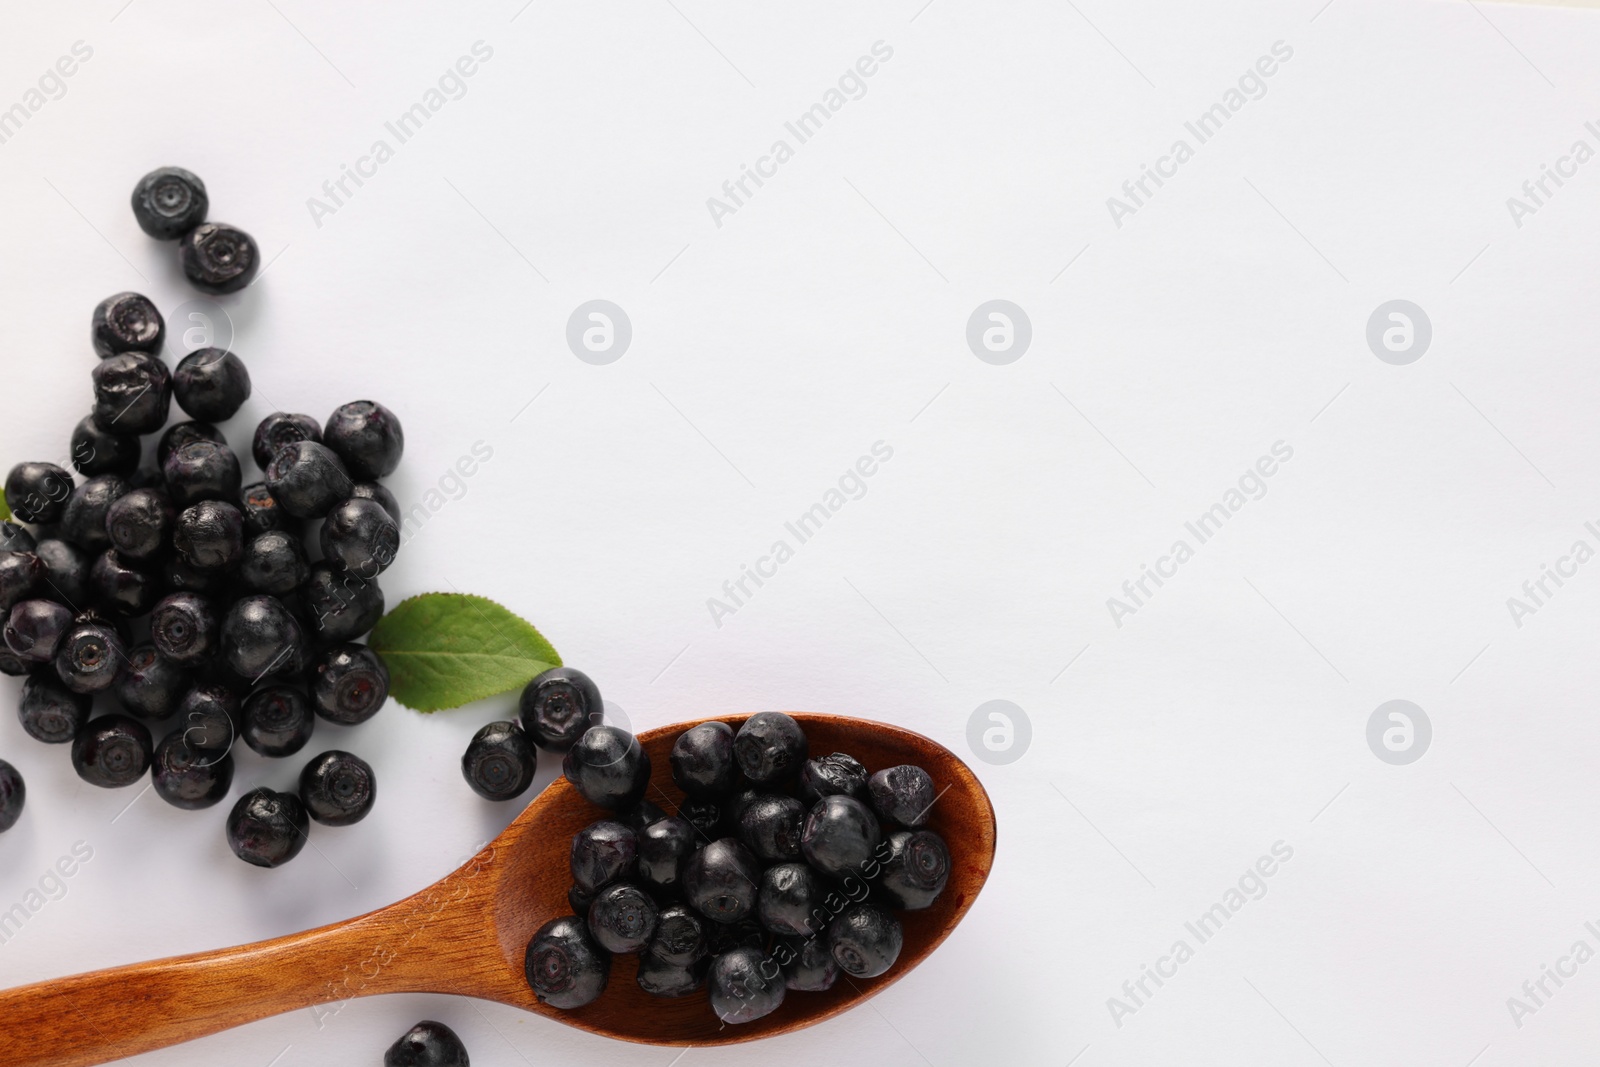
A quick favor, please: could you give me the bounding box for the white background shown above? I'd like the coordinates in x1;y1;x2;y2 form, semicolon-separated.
3;0;1600;1063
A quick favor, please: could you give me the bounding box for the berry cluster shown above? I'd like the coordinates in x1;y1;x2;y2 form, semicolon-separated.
0;168;401;867
519;709;951;1025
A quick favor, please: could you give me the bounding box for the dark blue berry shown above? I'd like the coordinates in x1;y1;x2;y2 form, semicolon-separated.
799;794;881;879
311;643;387;724
105;487;175;561
324;401;404;480
241;684;315;757
757;862;825;937
636;952;706;997
524;915;609;1009
0;761;23;832
223;595;304;681
240;530;309;595
319;497;399;576
299;749;375;826
570;819;637;893
5;599;74;663
828;903;901;978
91;353;170;435
781;935;838;992
178;682;239;753
733;712;807;785
252;412;321;470
114;644;190;720
151;727;234;809
638;816;696;895
19;673;91;743
350;481;400;521
71;415;141;477
226;787;309;867
384;1020;469;1067
877;829;950;910
677;797;721;841
55;620;125;693
587;882;658;953
301;562;383;643
708;946;785;1024
867;764;936;827
648;902;708;966
60;474;128;552
91;292;164;357
0;523;35;554
131;167;207;239
180;222;259;294
684;838;761;925
91;550;161;616
6;462;75;524
670;720;736;798
461;720;536;800
0;552;43;613
265;441;352;519
739;794;804;863
172;348;250;421
150;593;218;665
239;482;294;537
164;440;242;509
33;539;91;607
157;420;225;468
562;725;651;811
0;649;28;677
519;667;602;751
173;500;245;571
72;713;152;787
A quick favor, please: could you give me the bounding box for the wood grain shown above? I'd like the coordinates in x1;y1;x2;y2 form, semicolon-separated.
0;712;996;1065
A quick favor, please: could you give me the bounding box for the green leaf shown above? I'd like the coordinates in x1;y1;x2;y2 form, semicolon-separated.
0;489;10;523
367;593;561;712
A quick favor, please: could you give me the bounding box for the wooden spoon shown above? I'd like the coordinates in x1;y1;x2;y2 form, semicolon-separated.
0;712;996;1066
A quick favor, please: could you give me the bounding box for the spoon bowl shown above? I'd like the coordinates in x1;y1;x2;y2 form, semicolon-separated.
0;712;996;1065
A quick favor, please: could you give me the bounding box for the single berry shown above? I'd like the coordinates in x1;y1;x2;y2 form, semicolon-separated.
461;720;536;800
252;412;322;470
519;667;603;751
638;816;696;895
5;599;75;663
0;761;23;832
91;353;170;435
828;903;902;979
265;441;352;519
311;643;388;724
670;720;736;798
878;829;951;910
562;726;651;811
173;500;245;571
240;530;309;595
324;401;404;480
239;482;293;537
223;595;304;681
636;952;706;997
570;819;637;893
72;714;153;788
173;348;251;421
733;712;807;785
55;621;126;694
6;462;75;524
0;552;43;613
739;794;805;863
301;562;383;643
149;593;218;665
33;539;90;607
708;946;785;1024
647;903;708;966
70;415;141;477
164;440;242;510
19;673;92;743
60;474;129;552
91;292;165;357
157;420;225;468
151;728;234;809
524;916;609;1009
180;222;259;294
114;644;190;720
683;838;761;925
91;550;162;616
105;487;175;560
319;497;399;576
241;684;315;757
782;935;839;992
350;481;400;520
383;1020;470;1067
867;764;936;827
131;166;207;239
800;794;882;879
298;749;375;826
757;862;826;937
177;682;239;753
587;882;658;953
226;787;309;867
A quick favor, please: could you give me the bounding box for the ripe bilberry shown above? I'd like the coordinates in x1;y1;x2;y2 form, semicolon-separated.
708;946;785;1024
670;720;736;798
799;751;869;803
587;882;659;953
0;761;23;832
150;592;218;665
524;916;609;1009
226;787;309;868
241;684;315;757
383;1021;470;1067
59;474;128;552
827;903;902;979
571;819;638;893
563;726;651;811
756;862;825;937
0;552;43;614
637;952;706;998
733;711;807;785
152;728;234;809
19;673;91;743
114;644;190;720
240;530;310;595
91;353;171;435
638;816;697;895
739;794;805;863
319;497;399;575
5;599;75;663
105;487;175;560
519;667;603;751
877;829;950;910
173;500;245;571
683;838;761;925
71;415;141;477
299;749;375;826
252;412;321;470
867;764;936;827
461;720;536;800
91;292;164;357
131;167;207;239
799;794;881;879
157;420;225;468
72;713;153;788
5;462;75;524
55;620;126;694
91;549;162;616
180;222;259;294
311;643;388;724
301;562;383;643
350;481;400;520
34;538;91;607
265;441;352;519
172;347;251;421
222;595;304;681
239;482;293;537
324;401;404;480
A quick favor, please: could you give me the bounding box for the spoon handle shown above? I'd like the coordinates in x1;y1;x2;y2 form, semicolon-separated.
0;863;493;1067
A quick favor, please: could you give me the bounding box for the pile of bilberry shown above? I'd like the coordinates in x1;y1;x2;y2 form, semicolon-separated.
0;167;401;868
505;693;951;1025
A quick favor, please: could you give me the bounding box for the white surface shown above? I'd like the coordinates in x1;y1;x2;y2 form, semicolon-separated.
2;0;1600;1063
